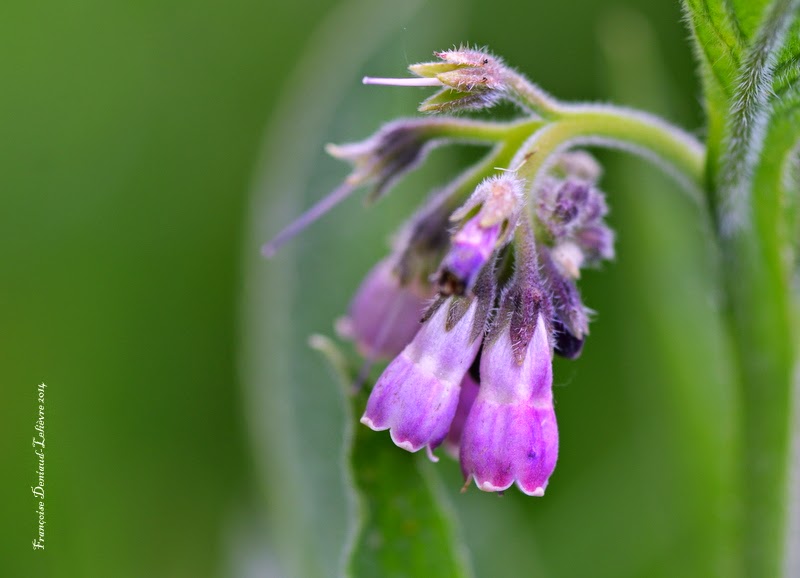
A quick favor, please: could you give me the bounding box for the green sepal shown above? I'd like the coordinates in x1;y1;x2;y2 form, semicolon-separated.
409;61;465;77
419;88;491;113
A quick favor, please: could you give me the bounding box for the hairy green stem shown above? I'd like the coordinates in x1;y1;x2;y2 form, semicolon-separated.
512;105;705;195
502;69;563;119
493;68;705;186
429;117;542;142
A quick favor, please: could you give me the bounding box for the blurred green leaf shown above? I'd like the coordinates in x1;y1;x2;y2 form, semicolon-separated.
308;335;472;578
773;18;800;97
347;414;472;578
686;0;800;575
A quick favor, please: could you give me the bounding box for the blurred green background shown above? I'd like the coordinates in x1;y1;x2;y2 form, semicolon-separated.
1;0;731;576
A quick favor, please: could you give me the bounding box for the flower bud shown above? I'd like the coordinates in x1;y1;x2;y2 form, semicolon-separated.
552;319;584;360
336;258;434;360
576;223;615;262
262;119;454;257
540;246;590;344
537;177;615;268
552;151;603;182
551;240;585;279
437;217;501;296
409;48;503;83
437;175;523;295
326;119;444;202
408;48;506;114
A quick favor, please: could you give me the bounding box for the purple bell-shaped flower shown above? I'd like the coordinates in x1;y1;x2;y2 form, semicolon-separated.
460;313;558;495
460;226;559;495
361;292;488;461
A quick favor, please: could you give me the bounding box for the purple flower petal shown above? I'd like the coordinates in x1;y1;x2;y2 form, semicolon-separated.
361;297;483;460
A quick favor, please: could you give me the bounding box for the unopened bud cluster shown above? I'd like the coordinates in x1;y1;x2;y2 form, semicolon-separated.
265;46;616;496
407;48;505;112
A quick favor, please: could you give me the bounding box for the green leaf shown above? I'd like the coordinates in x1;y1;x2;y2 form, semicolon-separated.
683;0;744;101
682;0;799;101
685;0;800;575
715;0;800;232
773;18;800;96
347;418;472;578
725;115;799;577
732;0;775;39
308;335;473;578
683;0;800;188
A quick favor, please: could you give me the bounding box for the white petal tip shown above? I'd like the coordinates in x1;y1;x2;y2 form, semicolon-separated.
396;440;416;452
360;416;378;430
477;480;511;493
517;482;547;497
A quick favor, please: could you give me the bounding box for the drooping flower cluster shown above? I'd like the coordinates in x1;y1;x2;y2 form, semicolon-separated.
263;47;615;496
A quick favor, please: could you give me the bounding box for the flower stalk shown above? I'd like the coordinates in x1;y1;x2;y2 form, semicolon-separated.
512;107;706;197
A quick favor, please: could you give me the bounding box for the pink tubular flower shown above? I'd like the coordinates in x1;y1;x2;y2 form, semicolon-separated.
360;296;484;461
460;313;558;496
336;258;434;360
